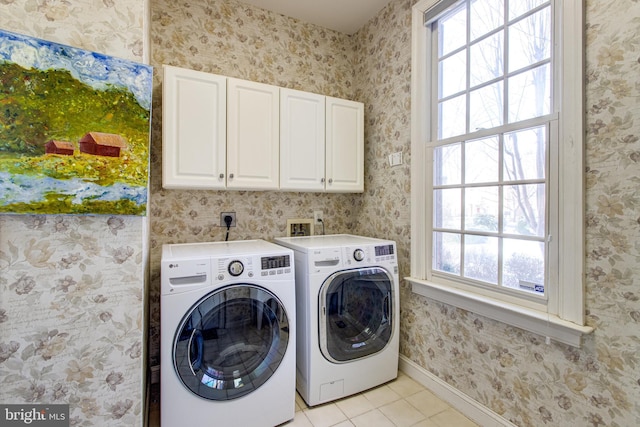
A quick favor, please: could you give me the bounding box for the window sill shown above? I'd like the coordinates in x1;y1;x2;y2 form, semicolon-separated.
407;277;593;348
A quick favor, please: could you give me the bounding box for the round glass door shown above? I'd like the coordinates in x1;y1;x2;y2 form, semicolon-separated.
319;267;394;363
173;284;289;400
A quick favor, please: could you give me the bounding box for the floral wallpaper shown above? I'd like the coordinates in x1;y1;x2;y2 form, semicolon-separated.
3;0;635;425
352;0;640;426
0;1;147;426
147;0;364;365
147;0;640;425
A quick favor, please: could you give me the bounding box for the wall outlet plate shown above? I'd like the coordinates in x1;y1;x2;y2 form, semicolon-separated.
220;212;236;227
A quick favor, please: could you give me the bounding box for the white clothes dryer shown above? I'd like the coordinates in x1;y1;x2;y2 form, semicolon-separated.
161;240;296;427
274;234;399;406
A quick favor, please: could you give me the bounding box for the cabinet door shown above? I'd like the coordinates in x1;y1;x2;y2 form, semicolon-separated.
326;97;364;193
162;65;227;189
227;78;280;190
280;88;325;191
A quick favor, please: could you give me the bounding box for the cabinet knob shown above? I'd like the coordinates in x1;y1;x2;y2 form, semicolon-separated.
328;178;333;184
229;173;234;179
219;173;224;179
321;178;325;183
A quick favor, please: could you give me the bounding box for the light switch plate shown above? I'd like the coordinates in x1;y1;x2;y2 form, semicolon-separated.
388;152;403;166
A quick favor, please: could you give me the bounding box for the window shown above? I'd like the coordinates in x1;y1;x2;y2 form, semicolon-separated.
409;0;592;346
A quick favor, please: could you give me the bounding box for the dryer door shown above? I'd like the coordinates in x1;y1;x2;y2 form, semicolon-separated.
319;267;394;363
173;284;289;400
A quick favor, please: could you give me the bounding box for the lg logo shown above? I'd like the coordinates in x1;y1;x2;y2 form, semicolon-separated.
169;263;179;268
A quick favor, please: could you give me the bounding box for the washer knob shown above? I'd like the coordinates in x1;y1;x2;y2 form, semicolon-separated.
353;249;365;262
228;260;244;276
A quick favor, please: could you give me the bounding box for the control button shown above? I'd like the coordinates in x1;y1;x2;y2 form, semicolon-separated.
248;272;254;278
269;270;276;275
217;274;224;281
353;249;365;262
228;260;244;277
261;271;268;276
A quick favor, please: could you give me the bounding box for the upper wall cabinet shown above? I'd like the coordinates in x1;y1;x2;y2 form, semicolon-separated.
162;65;227;189
227;78;280;190
280;90;364;193
162;65;363;193
280;88;326;191
325;97;364;193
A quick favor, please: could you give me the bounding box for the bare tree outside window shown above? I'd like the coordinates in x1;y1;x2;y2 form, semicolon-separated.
431;0;552;295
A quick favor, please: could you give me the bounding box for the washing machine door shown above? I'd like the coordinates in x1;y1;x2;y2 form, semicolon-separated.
319;267;394;363
173;284;289;400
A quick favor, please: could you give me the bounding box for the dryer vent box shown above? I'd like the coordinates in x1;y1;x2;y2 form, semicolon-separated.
286;218;314;237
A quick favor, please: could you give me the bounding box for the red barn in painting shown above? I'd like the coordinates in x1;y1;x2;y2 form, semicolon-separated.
45;140;75;155
79;132;127;157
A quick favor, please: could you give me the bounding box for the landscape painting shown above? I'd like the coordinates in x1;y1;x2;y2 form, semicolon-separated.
0;29;152;216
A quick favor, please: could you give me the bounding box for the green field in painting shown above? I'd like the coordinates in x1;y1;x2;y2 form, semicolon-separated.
0;62;150;215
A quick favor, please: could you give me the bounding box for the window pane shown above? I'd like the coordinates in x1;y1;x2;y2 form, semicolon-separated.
434;143;462;185
508;64;550;123
508;7;550;73
465;186;499;232
470;32;504;87
434;188;461;229
503;238;545;294
464;235;498;284
503;126;545;181
465;136;499;183
469;81;503;131
439;95;466;139
433;232;461;274
440;50;467;98
470;0;504;40
509;0;547;21
503;184;545;236
439;3;467;57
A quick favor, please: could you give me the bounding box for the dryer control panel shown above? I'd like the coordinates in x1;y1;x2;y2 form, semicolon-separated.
214;254;292;282
343;243;397;267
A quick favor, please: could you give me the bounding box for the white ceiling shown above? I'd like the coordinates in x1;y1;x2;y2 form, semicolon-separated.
238;0;394;34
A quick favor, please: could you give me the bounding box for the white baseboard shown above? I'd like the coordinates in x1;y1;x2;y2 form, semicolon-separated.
399;355;516;427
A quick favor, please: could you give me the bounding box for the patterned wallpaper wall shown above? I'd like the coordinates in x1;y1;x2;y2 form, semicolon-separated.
148;0;640;425
147;0;364;365
0;1;147;426
3;0;634;425
351;1;640;426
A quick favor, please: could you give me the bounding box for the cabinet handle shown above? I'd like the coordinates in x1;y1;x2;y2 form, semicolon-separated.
321;178;325;183
328;178;333;184
229;173;234;179
219;173;224;179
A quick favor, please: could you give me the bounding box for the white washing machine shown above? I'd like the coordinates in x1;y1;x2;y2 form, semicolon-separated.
274;234;399;406
161;240;296;427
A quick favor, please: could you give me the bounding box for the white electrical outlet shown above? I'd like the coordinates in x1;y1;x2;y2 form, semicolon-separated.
313;210;324;224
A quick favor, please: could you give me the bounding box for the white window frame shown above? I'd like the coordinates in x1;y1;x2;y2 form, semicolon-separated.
408;0;592;347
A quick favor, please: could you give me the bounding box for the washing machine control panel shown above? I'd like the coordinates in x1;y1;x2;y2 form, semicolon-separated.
215;254;292;281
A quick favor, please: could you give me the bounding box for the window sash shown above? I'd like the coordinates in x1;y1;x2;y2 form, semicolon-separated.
426;0;554;306
428;0;553;141
410;0;589;346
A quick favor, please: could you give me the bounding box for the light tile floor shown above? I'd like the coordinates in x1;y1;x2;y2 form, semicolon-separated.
147;373;479;427
284;373;479;427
